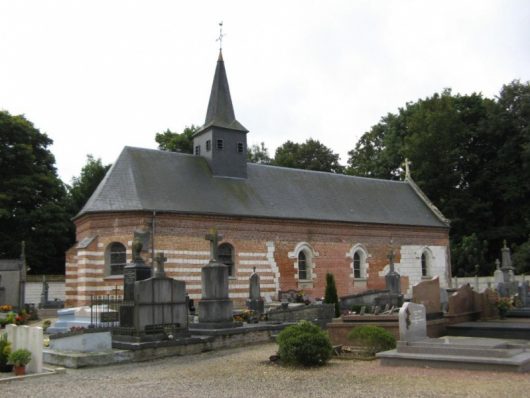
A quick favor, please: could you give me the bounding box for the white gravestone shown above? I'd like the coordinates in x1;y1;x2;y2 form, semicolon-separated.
399;302;427;342
6;324;43;374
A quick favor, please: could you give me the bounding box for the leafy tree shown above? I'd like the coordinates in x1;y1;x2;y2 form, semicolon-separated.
247;142;272;164
346;81;530;274
324;272;340;317
69;155;111;215
0;111;72;274
513;236;530;274
155;125;199;153
273;138;344;173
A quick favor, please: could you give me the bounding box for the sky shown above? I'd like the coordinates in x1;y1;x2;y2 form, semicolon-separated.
1;0;529;183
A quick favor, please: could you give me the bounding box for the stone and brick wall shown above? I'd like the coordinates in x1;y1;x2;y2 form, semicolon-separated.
66;212;449;307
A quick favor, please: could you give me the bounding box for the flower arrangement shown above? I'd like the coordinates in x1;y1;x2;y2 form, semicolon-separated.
496;297;513;311
0;311;29;328
233;309;257;323
8;348;31;367
0;305;13;312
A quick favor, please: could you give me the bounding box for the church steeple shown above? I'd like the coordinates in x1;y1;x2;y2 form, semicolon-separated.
193;51;249;179
200;51;247;133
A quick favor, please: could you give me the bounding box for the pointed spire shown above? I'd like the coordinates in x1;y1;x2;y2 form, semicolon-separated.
197;52;247;134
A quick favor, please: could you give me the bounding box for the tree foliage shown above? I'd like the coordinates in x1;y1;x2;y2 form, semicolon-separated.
0;111;73;274
347;81;530;275
273;138;344;173
247;142;272;164
155;125;199;153
68;155;111;216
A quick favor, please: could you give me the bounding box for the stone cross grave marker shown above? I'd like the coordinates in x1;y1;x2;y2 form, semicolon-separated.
205;227;223;262
399;302;427;342
154;252;167;278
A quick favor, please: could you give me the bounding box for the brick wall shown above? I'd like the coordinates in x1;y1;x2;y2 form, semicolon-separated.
66;212;449;307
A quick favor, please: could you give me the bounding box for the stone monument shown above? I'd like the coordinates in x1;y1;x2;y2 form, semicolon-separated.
246;267;264;315
497;240;517;297
385;247;400;294
194;228;235;329
119;237;152;328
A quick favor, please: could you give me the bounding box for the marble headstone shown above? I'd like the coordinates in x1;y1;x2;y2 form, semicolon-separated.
399;302;427;342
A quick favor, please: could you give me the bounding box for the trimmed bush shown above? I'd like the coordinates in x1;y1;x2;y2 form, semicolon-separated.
277;320;332;366
324;272;340;317
347;325;396;355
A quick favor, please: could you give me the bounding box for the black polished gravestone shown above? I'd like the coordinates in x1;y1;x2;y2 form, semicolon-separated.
194;228;236;329
119;237;152;327
246;267;264;315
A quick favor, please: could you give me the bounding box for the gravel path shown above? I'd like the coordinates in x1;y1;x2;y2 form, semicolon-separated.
2;343;529;398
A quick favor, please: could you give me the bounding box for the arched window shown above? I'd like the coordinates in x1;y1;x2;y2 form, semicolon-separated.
218;243;235;277
298;251;308;280
421;251;432;277
107;242;126;276
353;252;362;279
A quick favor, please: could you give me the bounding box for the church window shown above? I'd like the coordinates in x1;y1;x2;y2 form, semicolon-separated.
206;140;211;151
217;139;224;150
218;243;235;277
237;142;244;153
194;145;201;155
107;242;126;276
353;252;361;279
298;251;308;280
421;250;432;277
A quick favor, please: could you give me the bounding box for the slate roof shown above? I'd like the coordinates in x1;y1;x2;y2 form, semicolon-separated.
78;147;449;228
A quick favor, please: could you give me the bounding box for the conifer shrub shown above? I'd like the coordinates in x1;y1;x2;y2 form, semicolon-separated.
347;325;396;355
276;320;332;366
324;272;340;317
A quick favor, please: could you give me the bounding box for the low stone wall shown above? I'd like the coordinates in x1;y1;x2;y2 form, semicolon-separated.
266;303;335;326
327;316;447;346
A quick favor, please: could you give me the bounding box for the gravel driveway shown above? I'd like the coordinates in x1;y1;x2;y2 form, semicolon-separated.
2;343;529;398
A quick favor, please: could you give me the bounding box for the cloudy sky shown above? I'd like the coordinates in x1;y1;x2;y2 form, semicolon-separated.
1;0;529;183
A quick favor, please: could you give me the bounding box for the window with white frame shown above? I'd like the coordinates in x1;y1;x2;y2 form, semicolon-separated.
350;244;368;280
218;243;235;277
421;249;432;277
298;251;309;280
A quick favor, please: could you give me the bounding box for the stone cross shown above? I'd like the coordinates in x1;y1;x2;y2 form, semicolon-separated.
495;259;501;269
154;252;167;278
387;248;395;273
205;227;223;262
402;158;412;179
40;275;49;304
132;237;143;262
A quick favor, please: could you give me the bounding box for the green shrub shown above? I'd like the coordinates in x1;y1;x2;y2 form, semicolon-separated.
324;273;340;317
347;325;396;355
8;348;31;366
0;333;12;366
277;320;332;367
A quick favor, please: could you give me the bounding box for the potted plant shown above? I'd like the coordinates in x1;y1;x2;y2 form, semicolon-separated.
8;348;31;376
0;332;12;373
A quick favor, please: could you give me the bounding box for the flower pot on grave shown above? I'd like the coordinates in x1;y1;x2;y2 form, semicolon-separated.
13;365;25;376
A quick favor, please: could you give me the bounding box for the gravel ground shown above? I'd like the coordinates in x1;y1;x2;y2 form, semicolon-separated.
2;343;529;398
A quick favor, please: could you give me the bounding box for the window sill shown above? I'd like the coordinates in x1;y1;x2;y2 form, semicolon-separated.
298;280;313;289
353;277;367;282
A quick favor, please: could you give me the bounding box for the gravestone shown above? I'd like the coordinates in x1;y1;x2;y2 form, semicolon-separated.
120;237;152;328
398;302;427;342
114;252;189;341
385;248;400;294
194;228;235;329
412;276;441;314
497;241;518;297
439;288;449;312
246;267;264;314
6;324;43;374
493;259;504;284
447;284;475;316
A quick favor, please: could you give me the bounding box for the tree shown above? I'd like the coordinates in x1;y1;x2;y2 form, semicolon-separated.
273;138;344;173
247;142;272;164
513;237;530;274
324;272;340;317
346;81;530;274
0;111;72;274
155;125;199;153
69;155;111;215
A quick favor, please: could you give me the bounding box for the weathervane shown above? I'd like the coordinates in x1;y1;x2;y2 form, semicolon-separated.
216;21;225;51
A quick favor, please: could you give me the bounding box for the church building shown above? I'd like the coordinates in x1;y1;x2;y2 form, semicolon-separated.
65;51;451;307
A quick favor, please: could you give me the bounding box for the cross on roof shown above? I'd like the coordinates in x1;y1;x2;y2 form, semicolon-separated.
205;227;223;261
402;158;412;179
